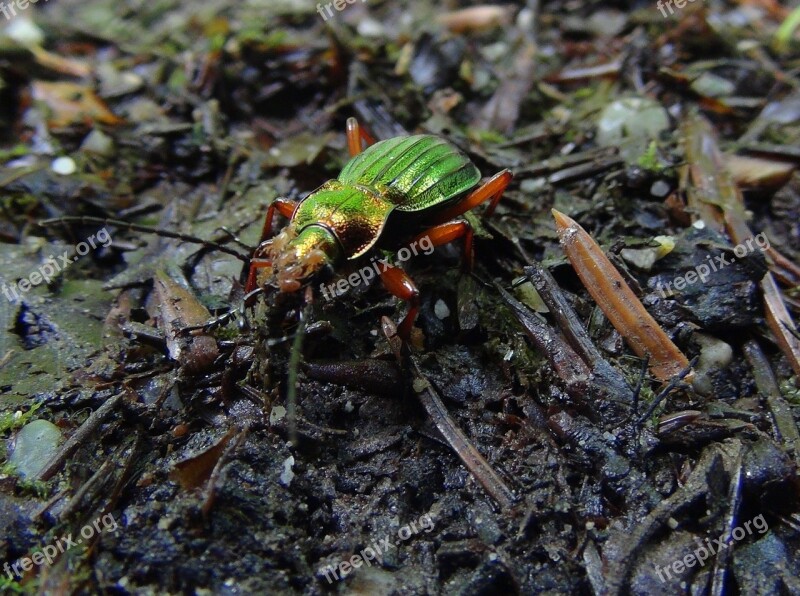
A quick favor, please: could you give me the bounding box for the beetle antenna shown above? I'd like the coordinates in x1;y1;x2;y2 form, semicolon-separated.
39;216;249;262
215;226;255;252
181;287;265;335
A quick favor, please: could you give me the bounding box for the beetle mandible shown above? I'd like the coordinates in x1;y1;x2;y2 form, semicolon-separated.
246;118;512;338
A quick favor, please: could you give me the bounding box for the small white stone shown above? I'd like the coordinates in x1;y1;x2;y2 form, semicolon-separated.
357;18;385;38
269;405;287;424
81;130;114;156
668;517;679;529
434;299;450;319
5;18;45;47
279;455;295;486
51;156;77;176
9;419;62;479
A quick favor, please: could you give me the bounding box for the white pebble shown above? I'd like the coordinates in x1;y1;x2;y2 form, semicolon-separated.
279;455;295;486
269;405;287;424
434;299;450;319
51;156;76;176
6;18;45;47
9;419;62;479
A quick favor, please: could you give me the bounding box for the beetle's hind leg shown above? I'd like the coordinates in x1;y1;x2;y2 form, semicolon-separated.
346;117;377;156
379;264;420;340
412;221;476;271
430;169;513;224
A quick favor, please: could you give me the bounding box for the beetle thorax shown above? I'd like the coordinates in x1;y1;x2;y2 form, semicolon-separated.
259;224;340;293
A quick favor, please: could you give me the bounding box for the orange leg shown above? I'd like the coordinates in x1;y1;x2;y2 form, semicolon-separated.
412;220;475;271
260;198;296;243
379;264;420;339
346;117;376;157
430;169;512;225
245;257;273;293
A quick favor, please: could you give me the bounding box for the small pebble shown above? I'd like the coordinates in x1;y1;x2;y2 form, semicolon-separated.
51;156;77;176
5;18;45;46
81;129;115;156
8;419;62;479
269;405;287;424
357;18;385;38
692;332;734;395
668;517;679;529
434;299;450;319
650;179;671;198
279;455;295;486
621;247;659;271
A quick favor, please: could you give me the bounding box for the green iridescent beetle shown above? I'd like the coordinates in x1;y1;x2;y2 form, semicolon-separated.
247;118;512;337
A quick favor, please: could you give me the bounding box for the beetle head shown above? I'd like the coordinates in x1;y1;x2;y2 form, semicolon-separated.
258;224;340;293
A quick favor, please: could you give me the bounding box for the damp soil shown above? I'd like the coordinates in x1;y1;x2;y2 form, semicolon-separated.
1;1;800;594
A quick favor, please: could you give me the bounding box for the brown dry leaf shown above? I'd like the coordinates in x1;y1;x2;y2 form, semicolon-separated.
30;46;92;78
436;5;514;33
152;270;219;373
170;428;236;491
724;154;796;190
552;209;692;383
31;81;124;128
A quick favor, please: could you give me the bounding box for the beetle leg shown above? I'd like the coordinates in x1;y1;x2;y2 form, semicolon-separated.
245;258;272;293
379;264;420;339
346;117;376;156
431;169;513;224
260;198;296;242
413;220;475;271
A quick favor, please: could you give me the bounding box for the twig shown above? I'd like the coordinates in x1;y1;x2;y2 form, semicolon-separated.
381;317;515;511
743;339;800;463
39;216;249;261
35;393;124;482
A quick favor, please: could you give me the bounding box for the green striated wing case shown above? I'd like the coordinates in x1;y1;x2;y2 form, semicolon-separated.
338;135;481;211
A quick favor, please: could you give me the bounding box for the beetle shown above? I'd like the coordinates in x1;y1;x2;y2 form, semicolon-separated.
246;118;512;338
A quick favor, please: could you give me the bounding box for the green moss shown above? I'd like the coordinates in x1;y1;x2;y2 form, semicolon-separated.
636;140;662;172
0;403;41;435
780;377;800;405
0;575;33;594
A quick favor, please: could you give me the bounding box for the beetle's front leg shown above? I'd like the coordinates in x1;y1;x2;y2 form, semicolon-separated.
379;264;420;340
245;257;272;293
260;197;296;243
346;117;377;157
